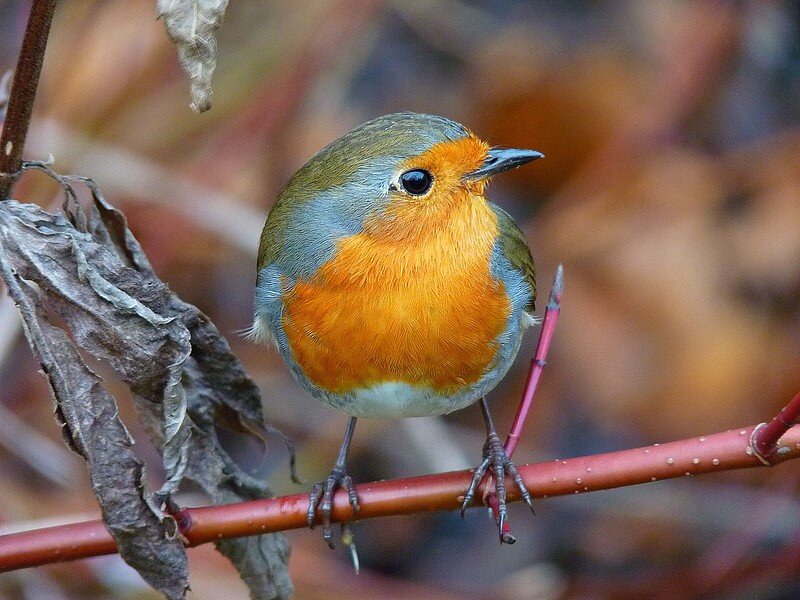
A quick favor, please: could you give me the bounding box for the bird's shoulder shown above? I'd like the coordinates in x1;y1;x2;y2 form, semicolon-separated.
257;194;291;273
490;202;536;312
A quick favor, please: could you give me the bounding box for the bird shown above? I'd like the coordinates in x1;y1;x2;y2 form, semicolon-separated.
251;112;542;547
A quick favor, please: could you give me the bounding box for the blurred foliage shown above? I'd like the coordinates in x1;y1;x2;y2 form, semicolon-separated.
1;1;799;599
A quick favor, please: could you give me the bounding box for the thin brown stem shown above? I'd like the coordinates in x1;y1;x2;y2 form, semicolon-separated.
0;0;58;199
1;422;798;572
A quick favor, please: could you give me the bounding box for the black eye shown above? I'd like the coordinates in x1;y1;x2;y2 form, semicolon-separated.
399;169;433;195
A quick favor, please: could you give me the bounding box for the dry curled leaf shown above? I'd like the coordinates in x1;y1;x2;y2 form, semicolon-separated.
157;0;229;113
0;229;189;599
0;170;293;600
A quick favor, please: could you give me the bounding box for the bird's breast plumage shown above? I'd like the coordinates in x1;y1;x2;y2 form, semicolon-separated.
280;192;511;400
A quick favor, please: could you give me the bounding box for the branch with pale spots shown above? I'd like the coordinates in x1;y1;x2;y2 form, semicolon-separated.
2;417;800;571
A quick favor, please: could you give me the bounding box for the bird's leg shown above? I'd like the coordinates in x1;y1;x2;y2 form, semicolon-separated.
461;397;534;544
307;416;359;548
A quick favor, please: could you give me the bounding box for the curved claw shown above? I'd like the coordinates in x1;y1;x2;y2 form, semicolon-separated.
497;511;516;544
320;475;337;548
461;456;490;517
342;474;359;513
506;460;535;514
307;482;323;528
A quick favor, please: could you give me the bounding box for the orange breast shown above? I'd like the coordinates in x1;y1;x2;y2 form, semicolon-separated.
281;192;510;395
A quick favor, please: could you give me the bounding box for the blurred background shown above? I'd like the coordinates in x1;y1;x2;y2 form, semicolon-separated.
1;0;799;598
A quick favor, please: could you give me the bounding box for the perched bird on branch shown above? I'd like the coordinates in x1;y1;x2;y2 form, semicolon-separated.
252;112;542;546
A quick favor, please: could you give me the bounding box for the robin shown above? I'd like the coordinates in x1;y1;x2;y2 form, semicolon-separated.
252;112;542;546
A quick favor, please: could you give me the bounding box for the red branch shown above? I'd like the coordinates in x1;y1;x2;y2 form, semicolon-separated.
2;423;799;572
751;389;800;462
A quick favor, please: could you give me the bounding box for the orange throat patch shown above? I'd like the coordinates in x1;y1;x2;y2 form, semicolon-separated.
281;186;511;396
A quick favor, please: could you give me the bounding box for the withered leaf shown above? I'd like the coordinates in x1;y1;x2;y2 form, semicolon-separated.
0;198;192;500
0;242;189;599
157;0;229;113
0;173;292;600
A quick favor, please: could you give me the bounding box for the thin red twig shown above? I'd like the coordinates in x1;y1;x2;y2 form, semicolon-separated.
751;389;800;463
504;264;563;457
2;422;798;572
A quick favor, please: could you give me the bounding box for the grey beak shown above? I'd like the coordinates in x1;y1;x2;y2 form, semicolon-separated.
464;148;544;181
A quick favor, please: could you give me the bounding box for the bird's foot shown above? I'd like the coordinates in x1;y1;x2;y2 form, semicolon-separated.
307;467;359;548
460;430;534;544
